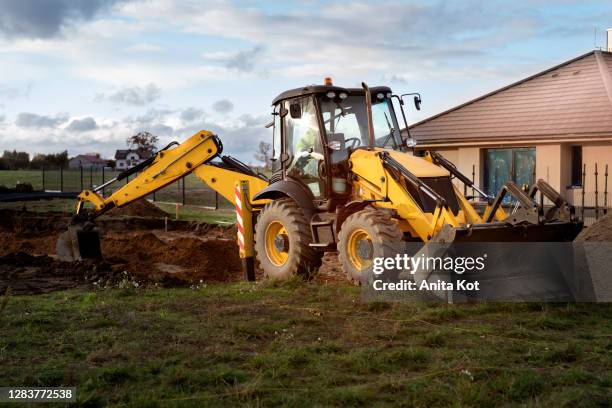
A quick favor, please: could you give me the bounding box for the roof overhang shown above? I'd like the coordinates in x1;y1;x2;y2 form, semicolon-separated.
414;133;612;148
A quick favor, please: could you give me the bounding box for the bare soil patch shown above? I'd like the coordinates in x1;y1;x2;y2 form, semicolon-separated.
575;213;612;242
106;199;169;218
0;208;345;295
0;209;244;295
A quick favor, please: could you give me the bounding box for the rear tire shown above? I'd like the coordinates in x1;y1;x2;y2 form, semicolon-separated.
338;208;404;285
254;198;322;280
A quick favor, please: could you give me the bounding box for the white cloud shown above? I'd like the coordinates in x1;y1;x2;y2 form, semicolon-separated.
124;42;163;52
66;117;98;132
96;83;162;106
74;63;225;88
212;99;233;114
0;0;125;39
15;112;69;128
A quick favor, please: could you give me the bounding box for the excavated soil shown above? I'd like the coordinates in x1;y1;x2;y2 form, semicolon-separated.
107;199;169;218
575;213;612;242
0;208;344;296
0;209;245;295
100;231;242;283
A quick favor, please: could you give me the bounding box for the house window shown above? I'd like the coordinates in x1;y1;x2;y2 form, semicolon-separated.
484;147;535;197
570;146;582;187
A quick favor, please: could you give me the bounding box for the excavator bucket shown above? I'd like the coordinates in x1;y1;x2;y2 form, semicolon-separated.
56;222;102;262
410;217;583;302
404;176;585;302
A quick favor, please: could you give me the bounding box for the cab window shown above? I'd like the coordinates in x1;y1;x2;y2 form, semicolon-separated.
283;97;325;197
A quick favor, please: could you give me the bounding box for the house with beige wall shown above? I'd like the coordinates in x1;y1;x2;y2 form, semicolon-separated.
409;50;612;209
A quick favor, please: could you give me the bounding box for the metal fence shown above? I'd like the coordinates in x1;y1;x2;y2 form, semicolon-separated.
462;163;610;226
37;166;232;209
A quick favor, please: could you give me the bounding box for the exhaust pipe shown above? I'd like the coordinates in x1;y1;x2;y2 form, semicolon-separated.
362;82;375;149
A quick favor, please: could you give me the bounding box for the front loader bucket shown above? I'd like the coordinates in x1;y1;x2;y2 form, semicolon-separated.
56;223;102;262
451;220;583;243
409;219;584;302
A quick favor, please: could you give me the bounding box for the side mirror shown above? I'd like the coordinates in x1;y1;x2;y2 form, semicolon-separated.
414;96;422;111
289;103;301;119
405;138;417;148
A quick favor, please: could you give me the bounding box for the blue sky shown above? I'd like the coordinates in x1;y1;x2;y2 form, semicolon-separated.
0;0;611;163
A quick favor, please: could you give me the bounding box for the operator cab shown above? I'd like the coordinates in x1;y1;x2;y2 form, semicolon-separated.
269;79;414;207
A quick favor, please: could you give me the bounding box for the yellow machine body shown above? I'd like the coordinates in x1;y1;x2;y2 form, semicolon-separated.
349;148;507;241
75;130;268;216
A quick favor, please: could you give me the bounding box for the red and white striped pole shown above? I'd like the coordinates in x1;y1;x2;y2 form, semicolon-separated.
235;183;246;255
234;181;255;281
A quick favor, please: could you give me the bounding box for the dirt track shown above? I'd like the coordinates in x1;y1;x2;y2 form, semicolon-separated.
0;206;344;295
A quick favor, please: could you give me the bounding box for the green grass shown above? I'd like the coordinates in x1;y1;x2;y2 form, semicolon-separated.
155;203;235;224
0;199;234;224
0;169;45;190
0;169;233;209
0;284;610;407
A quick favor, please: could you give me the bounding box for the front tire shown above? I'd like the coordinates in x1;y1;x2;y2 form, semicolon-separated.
338;208;404;284
254;198;322;280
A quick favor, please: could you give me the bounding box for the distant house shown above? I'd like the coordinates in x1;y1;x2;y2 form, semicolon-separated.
409;50;612;206
115;148;153;170
68;153;107;170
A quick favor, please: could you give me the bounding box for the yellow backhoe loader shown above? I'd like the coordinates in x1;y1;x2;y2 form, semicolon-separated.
58;80;582;285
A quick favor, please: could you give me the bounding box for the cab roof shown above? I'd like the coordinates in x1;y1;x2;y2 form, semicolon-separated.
271;85;392;105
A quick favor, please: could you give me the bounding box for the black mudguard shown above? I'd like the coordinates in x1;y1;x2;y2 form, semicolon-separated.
253;179;316;217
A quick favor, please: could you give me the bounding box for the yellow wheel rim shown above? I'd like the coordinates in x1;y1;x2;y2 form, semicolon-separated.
265;221;289;266
347;228;373;270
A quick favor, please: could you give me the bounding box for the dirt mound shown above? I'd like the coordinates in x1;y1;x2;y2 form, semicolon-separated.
0;252;104;295
101;231;243;283
0;209;71;235
0;208;245;294
107;199;168;218
575;213;612;242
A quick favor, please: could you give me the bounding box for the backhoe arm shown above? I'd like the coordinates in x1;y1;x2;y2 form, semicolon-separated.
75;130;222;217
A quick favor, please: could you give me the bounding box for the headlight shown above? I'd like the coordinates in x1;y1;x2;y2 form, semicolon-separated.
339;92;348;100
326;91;336;99
376;93;385;100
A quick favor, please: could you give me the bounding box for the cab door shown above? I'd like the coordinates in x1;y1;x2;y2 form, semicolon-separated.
282;96;326;198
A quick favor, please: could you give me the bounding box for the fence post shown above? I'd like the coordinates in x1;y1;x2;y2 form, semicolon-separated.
102;166;105;196
581;164;586;221
595;163;599;220
60;166;64;192
89;166;93;189
42;166;45;191
80;165;83;191
182;177;186;205
215;191;219;210
605;164;609;216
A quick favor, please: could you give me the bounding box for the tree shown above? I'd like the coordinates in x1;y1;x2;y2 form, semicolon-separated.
30;151;68;169
254;141;273;170
2;150;30;169
127;131;158;151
